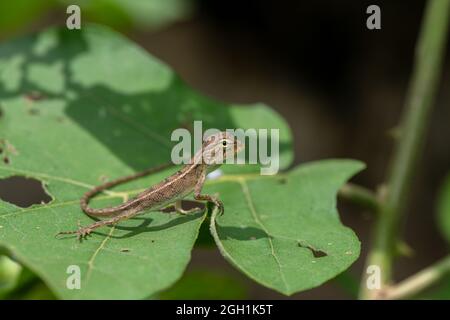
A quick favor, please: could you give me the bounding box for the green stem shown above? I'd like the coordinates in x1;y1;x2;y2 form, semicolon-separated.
339;183;379;212
360;0;450;299
384;255;450;299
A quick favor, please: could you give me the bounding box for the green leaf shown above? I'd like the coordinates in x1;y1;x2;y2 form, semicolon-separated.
437;173;450;245
0;25;292;299
209;160;364;295
0;1;194;38
0;1;57;37
70;0;195;30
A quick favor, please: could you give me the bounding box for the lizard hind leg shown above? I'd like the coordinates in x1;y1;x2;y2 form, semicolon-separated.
56;221;95;241
56;209;136;241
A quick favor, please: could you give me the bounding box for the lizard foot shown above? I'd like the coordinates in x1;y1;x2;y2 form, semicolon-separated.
209;199;224;216
216;201;224;216
56;221;93;241
211;195;224;216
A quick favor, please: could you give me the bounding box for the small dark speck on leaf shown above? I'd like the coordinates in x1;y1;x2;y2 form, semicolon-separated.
298;242;328;258
151;240;155;243
24;91;45;101
278;177;288;185
99;175;109;183
120;248;130;253
0;140;18;164
28;108;39;116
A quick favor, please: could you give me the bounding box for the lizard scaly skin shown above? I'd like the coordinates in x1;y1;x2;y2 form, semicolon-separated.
57;132;244;240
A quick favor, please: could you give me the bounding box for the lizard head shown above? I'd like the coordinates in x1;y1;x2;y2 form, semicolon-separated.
200;131;245;165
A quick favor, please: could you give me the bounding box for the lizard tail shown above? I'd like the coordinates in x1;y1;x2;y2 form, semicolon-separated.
80;163;173;217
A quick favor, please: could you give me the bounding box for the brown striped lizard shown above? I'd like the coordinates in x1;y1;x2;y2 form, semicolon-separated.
57;132;244;240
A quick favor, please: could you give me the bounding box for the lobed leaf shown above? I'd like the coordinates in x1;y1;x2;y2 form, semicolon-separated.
0;25;292;299
209;160;364;295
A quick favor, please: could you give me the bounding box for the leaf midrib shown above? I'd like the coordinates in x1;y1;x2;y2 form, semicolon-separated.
238;178;290;293
78;226;115;299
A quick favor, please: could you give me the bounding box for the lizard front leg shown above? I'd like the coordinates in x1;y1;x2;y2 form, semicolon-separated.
193;169;224;215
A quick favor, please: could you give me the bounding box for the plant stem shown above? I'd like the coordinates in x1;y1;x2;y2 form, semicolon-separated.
339;183;379;212
383;255;450;299
360;0;450;299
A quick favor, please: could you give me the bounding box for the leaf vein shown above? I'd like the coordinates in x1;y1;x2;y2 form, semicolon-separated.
238;179;289;293
80;226;115;297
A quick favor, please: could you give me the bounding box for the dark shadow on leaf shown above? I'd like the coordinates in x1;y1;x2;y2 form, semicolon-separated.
94;211;205;239
0;26;292;174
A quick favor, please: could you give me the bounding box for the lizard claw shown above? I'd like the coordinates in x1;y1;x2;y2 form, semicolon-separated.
214;200;224;216
75;221;92;241
56;221;92;241
211;194;224;216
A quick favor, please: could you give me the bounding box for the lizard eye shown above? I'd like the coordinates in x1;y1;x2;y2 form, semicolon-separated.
222;140;227;147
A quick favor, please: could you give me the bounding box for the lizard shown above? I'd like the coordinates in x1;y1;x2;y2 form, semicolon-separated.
56;131;244;240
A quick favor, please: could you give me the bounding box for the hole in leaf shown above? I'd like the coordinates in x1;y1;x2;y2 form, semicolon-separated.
182;200;205;211
0;176;52;208
160;200;205;213
298;242;328;258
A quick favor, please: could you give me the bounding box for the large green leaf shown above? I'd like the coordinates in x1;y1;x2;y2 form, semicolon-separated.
0;25;292;299
69;0;194;30
209;160;364;295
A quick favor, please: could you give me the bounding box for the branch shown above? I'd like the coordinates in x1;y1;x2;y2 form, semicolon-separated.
339;183;379;212
360;0;450;299
382;255;450;299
